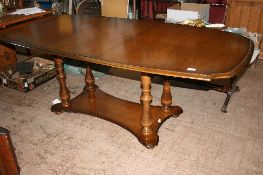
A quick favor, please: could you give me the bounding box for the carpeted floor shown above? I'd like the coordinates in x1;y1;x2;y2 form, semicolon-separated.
0;61;263;175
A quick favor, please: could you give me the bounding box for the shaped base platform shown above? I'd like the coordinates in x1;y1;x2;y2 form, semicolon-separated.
51;87;183;148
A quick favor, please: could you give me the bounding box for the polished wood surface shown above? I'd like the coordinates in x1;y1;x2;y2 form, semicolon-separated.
0;10;53;79
0;127;20;175
0;15;254;80
0;10;54;29
0;15;253;147
54;57;71;108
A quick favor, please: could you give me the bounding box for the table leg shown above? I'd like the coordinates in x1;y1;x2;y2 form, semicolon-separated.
161;78;172;112
220;76;240;113
139;73;158;148
210;76;240;113
84;64;95;91
51;65;183;148
54;57;70;108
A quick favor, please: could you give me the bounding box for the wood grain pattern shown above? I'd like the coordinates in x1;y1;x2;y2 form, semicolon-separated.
231;1;262;32
54;57;71;108
0;15;254;81
161;77;172;112
227;1;251;27
226;0;263;58
140;73;157;148
0;10;54;29
0;15;253;147
250;1;263;58
248;3;263;33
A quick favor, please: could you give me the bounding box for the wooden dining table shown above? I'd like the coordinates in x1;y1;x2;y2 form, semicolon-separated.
0;15;254;148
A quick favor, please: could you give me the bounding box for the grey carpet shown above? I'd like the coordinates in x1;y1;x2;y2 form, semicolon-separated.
0;61;263;175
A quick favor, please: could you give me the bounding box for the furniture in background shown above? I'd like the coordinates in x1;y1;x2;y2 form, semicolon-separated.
185;0;227;23
208;0;227;23
0;9;54;82
0;0;50;10
0;10;53;28
225;0;263;59
152;0;179;21
0;127;20;175
18;0;24;8
24;0;52;9
0;44;16;83
101;0;129;18
167;3;210;23
0;0;23;11
140;0;227;23
0;15;254;148
76;0;101;16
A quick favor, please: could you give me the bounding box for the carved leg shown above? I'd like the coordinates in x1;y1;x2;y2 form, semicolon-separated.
85;64;95;92
220;76;240;113
221;84;240;113
161;78;172;112
54;57;70;109
140;73;157;148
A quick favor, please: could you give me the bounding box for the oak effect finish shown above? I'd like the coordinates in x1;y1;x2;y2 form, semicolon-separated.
0;15;254;80
0;10;54;76
225;0;263;58
0;15;254;148
0;10;54;29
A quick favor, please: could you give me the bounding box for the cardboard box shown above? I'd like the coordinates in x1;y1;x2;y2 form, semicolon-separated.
167;3;210;23
0;57;56;92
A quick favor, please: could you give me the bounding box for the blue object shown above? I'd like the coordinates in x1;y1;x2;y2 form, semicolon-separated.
39;2;52;9
64;60;110;79
25;0;52;9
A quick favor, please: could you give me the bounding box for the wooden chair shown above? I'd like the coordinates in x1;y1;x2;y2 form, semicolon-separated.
152;0;179;21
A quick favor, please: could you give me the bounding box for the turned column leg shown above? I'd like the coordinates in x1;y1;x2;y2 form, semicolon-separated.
54;57;70;108
140;73;157;148
85;63;95;92
161;78;172;112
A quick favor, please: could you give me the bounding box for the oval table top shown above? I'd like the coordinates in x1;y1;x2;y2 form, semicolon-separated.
0;15;254;80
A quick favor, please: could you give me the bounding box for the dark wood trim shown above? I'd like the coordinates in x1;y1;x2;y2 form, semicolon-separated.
0;127;20;175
